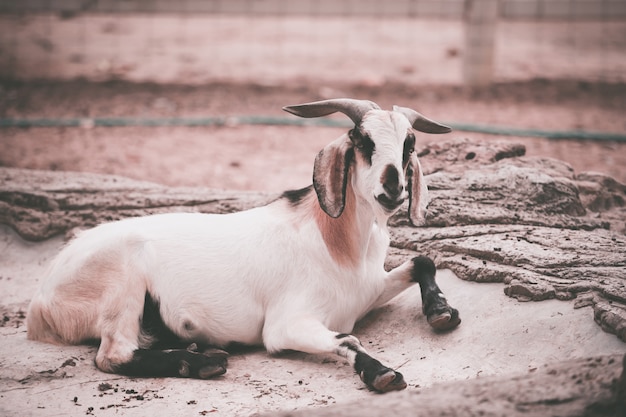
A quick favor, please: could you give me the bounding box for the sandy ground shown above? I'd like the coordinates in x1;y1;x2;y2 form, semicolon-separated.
1;80;625;190
1;224;624;416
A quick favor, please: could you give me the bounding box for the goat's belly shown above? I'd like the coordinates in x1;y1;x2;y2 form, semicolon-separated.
155;293;266;347
192;317;265;347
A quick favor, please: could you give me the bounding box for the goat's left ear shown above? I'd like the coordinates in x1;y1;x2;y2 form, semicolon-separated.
313;136;354;218
408;153;429;226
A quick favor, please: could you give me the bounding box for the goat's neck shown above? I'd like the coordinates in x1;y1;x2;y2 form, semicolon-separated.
312;182;376;268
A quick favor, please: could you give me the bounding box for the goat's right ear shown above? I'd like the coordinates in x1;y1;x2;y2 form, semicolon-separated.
313;136;354;218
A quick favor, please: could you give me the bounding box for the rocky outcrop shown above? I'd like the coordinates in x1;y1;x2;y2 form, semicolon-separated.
389;139;626;341
0;169;273;241
266;354;626;417
0;138;624;342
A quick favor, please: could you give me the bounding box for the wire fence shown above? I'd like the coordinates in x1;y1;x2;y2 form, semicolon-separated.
0;0;624;85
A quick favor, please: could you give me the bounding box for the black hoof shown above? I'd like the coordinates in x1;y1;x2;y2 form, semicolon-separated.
361;368;407;393
178;350;228;379
372;370;407;393
197;363;227;379
117;347;229;379
427;306;461;332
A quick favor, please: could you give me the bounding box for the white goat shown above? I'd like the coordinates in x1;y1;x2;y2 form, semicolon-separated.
27;99;460;392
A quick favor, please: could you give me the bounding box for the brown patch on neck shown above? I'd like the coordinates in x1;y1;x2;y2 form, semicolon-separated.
302;182;361;268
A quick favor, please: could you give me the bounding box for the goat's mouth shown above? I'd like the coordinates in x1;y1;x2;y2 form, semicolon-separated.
375;194;405;213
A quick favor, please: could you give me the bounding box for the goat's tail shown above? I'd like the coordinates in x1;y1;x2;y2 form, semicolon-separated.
26;295;65;345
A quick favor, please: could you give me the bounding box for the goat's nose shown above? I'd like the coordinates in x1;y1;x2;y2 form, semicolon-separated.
383;181;403;199
381;165;403;199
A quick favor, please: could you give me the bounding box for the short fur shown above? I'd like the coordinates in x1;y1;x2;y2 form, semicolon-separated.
27;98;458;393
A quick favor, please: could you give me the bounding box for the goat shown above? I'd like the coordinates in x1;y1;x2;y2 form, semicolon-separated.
27;98;460;393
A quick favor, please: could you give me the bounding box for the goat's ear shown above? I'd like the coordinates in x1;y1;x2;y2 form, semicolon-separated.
393;105;451;134
408;153;429;226
313;136;354;218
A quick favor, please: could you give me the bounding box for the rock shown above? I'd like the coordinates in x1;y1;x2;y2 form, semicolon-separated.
392;156;605;230
0;168;274;241
576;171;626;234
265;354;626;417
389;138;625;341
392;224;625;302
577;171;626;212
594;300;626;342
416;137;526;175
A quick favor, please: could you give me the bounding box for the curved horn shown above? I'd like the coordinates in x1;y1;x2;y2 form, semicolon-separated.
392;105;451;134
283;98;381;126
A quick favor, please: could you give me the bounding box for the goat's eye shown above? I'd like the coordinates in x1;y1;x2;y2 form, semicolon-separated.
403;134;416;167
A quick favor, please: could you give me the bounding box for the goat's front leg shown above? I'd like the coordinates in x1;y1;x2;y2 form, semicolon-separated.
263;317;407;393
374;256;461;331
413;256;461;331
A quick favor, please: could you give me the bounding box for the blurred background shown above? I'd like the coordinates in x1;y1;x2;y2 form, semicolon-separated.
0;0;624;191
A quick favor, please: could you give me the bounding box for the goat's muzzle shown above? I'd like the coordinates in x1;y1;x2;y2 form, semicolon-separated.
375;193;405;213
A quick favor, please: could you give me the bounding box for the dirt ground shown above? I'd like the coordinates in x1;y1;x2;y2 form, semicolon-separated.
1;223;625;416
0;13;625;417
1;79;625;192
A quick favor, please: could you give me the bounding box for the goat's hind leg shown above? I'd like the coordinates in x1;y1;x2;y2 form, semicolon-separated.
411;256;461;331
113;346;228;379
95;292;227;379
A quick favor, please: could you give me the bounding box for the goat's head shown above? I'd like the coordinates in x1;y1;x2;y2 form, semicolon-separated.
283;98;451;226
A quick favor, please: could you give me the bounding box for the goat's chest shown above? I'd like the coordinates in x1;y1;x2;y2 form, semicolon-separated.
324;224;390;329
296;255;387;334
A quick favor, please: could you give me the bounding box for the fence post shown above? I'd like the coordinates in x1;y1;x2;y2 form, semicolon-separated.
463;0;500;86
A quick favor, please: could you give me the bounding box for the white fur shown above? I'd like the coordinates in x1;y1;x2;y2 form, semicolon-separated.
27;107;431;381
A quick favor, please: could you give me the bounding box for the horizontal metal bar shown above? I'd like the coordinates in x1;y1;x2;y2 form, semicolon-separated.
2;116;625;142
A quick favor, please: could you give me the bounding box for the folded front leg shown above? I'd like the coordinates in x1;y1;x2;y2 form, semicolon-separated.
411;256;461;331
263;317;407;393
335;333;407;392
371;256;461;332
